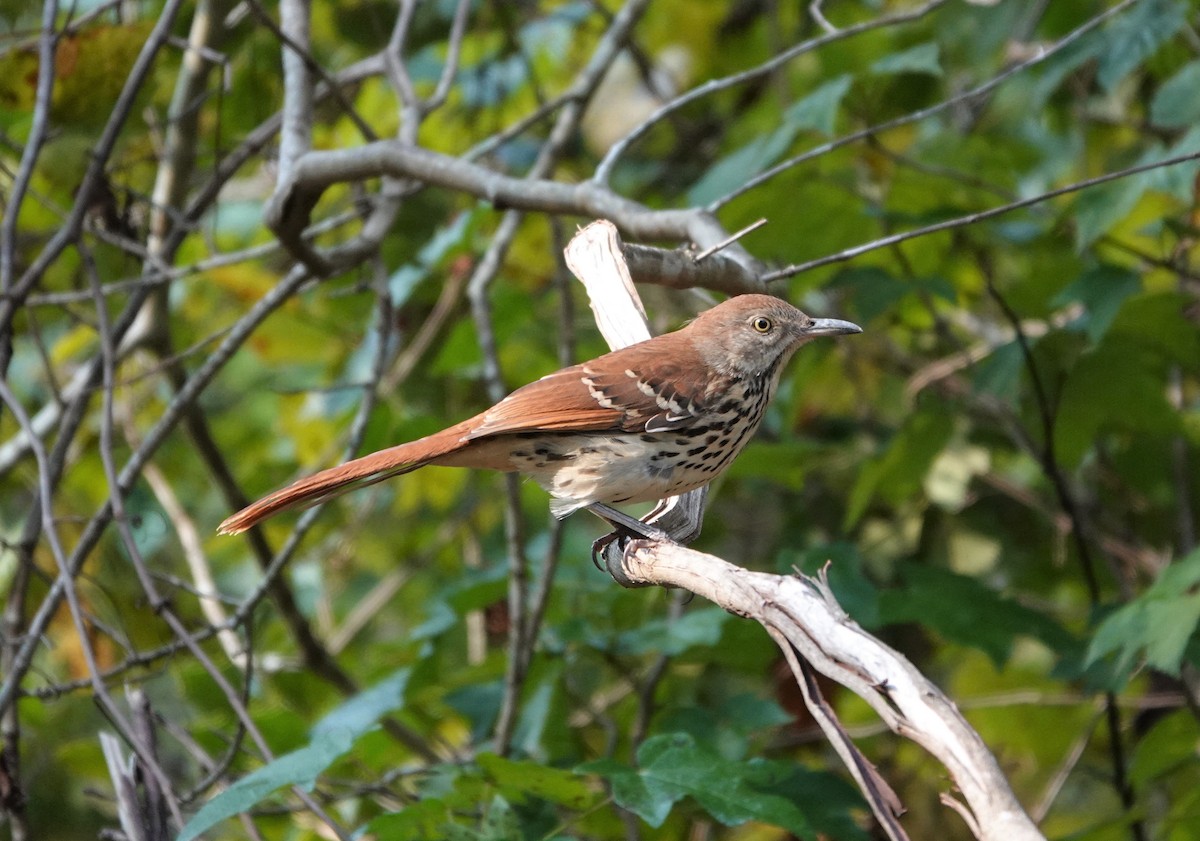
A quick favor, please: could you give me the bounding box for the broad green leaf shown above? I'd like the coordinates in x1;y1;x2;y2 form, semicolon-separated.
687;76;851;205
1150;60;1200;128
366;799;453;840
880;563;1076;666
1073;154;1156;250
614;606;729;655
1109;291;1200;368
870;42;942;77
726;439;821;489
1054;339;1179;467
1074;124;1200;249
1053;265;1141;342
511;670;556;756
478;794;520;841
580;733;866;838
1030;28;1103;105
971;341;1024;403
477;754;596;809
580;756;677;827
311;667;411;740
1096;0;1187;92
1130;711;1200;787
176;729;354;841
1086;549;1200;681
686;127;797;208
1128;710;1195;787
828;266;907;324
785;74;854;136
845;409;954;528
445;682;504;742
180;668;412;841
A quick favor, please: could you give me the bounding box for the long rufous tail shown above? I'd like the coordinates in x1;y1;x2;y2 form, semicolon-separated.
217;420;476;534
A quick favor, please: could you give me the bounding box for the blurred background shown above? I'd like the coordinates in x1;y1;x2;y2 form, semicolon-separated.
1;0;1198;838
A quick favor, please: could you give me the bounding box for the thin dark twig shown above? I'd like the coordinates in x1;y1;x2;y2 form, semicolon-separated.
979;256;1145;841
594;0;948;182
0;265;313;718
718;0;1140;211
175;615;253;804
0;0;190;380
85;245;350;838
632;592;683;748
468;213;529;756
1;0;59;293
692;218;767;263
980;261;1100;598
386;0;421;111
243;0;377;143
0;375;189;829
763;147;1200;282
428;0;472;110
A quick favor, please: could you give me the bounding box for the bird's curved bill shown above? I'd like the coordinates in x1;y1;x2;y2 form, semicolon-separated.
804;317;862;336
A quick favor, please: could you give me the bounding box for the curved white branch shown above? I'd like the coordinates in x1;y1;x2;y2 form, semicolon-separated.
617;540;1046;841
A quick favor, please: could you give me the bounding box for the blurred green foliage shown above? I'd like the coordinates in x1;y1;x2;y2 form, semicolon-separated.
3;0;1200;839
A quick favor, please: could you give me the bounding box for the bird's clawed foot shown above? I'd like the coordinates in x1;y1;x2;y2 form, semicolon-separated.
591;530;656;588
586;503;669;587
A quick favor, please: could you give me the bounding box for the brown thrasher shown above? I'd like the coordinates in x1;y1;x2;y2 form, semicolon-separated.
218;294;860;540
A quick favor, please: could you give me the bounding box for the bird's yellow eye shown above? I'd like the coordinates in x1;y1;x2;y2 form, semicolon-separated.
752;316;773;333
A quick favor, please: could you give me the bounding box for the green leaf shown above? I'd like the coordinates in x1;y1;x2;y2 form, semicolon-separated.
726;439;821;489
845;409;954;528
580;756;676;827
445;682;504;742
1130;711;1200;787
1030;28;1103;104
477;754;597;809
971;341;1024;403
1096;0;1187;92
1086;548;1200;681
366;799;453;841
177;729;355;841
1072;123;1200;249
687;128;795;207
1053;265;1141;342
1053;339;1179;467
478;794;519;841
1150;60;1200;128
179;668;412;841
879;563;1076;666
1073;155;1155;249
580;733;866;838
1108;291;1200;368
311;667;411;740
687;76;851;205
870;42;942;77
614;606;729;655
828;266;907;324
784;74;854;136
510;671;556;756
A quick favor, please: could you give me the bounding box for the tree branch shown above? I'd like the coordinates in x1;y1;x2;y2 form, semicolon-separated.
613;540;1045;841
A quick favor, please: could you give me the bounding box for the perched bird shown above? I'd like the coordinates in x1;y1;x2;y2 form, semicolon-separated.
218;294;860;539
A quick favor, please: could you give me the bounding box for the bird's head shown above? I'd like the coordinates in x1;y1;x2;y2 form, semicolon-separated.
689;294;861;377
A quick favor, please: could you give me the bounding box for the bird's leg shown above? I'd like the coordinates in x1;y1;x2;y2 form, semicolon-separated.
642;489;708;545
586;503;669;584
586;503;670;540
